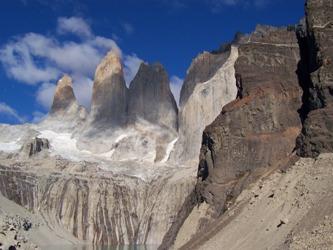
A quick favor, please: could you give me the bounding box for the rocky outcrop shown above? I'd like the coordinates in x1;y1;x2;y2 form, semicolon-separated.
296;0;333;157
90;51;128;126
196;26;302;214
21;137;49;157
50;75;86;120
173;46;238;164
128;62;178;131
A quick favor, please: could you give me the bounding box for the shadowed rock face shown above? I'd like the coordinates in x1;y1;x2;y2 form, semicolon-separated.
90;51;128;126
196;26;302;213
128;62;178;131
297;0;333;157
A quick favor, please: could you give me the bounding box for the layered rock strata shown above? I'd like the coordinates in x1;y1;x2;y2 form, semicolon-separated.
196;26;302;214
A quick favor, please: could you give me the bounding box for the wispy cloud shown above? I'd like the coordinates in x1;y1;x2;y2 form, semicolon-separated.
0;16;143;111
158;0;270;11
0;102;25;123
36;82;57;110
123;54;144;86
208;0;270;9
57;16;92;38
31;111;47;123
121;22;134;35
169;75;183;106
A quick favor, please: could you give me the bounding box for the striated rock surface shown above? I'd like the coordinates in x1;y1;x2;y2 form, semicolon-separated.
128;62;178;131
50;75;87;120
173;46;238;164
90;51;128;126
195;26;302;214
0;160;195;247
296;0;333;157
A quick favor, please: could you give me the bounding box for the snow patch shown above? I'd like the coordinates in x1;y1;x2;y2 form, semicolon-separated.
161;137;178;163
38;130;117;161
0;138;21;153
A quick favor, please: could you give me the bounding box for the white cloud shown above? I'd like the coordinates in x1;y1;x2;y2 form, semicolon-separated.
71;74;94;108
36;82;57;110
0;16;140;112
0;102;25;123
0;38;60;84
31;111;47;123
169;75;183;106
123;54;144;86
57;17;92;38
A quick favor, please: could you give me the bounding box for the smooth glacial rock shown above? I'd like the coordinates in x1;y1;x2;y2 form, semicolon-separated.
90;51;128;126
128;62;178;131
296;0;333;157
196;26;302;214
173;46;238;164
179;50;231;107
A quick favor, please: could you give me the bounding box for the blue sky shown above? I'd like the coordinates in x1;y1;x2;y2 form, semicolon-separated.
0;0;305;124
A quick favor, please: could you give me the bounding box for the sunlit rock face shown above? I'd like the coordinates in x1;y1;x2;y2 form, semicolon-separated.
172;46;238;165
90;51;128;126
128;62;178;132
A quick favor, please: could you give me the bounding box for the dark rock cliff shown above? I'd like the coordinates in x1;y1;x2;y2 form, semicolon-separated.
128;62;178;131
196;25;302;214
296;0;333;157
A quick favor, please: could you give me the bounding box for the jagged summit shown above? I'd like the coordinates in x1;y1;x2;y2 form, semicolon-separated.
50;74;77;114
90;50;127;126
128;62;178;131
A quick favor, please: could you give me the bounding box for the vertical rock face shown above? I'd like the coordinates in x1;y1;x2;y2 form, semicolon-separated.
128;62;178;131
90;51;128;126
173;46;238;164
196;26;302;213
50;75;86;119
297;0;333;157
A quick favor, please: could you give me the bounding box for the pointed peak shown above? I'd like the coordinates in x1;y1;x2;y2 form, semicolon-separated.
95;50;123;83
57;74;73;88
51;74;77;114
